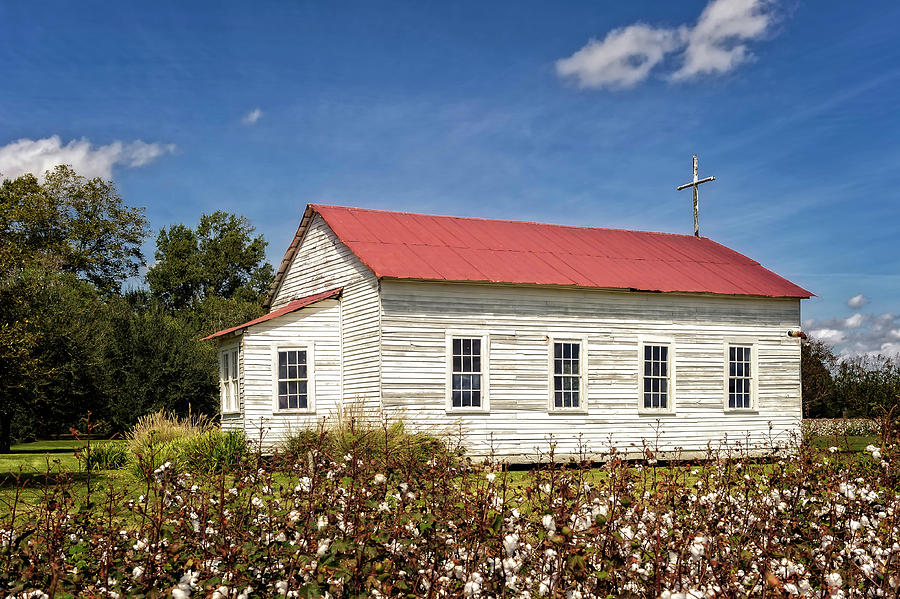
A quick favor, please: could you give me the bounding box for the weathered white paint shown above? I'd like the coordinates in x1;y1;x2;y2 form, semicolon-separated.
379;280;802;461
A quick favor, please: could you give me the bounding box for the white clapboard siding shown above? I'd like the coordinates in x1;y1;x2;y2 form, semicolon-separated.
240;300;342;446
380;280;802;461
269;213;381;414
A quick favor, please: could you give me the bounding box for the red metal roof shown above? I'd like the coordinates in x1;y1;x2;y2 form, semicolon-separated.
267;205;812;302
203;288;342;340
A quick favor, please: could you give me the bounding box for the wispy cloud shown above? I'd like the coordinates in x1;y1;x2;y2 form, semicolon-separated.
0;136;175;181
555;24;687;90
242;108;264;125
556;0;778;90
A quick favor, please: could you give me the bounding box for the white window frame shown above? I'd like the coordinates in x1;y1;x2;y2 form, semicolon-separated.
445;332;490;413
219;343;240;414
723;339;758;412
637;338;676;415
548;337;589;413
272;343;316;414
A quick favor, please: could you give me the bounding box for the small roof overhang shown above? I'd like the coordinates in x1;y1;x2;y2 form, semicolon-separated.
202;287;343;341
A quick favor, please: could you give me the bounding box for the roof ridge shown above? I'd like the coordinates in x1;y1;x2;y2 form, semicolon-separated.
309;203;712;240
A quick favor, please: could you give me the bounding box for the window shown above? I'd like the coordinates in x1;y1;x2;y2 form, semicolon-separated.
552;341;583;410
277;349;309;410
449;336;486;409
220;347;239;413
728;345;753;409
642;344;670;411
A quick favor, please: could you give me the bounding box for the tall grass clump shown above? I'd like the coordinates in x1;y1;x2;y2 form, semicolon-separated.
280;403;461;474
75;440;129;471
127;411;248;477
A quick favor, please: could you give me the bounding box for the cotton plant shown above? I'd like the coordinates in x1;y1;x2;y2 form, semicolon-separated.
1;434;899;597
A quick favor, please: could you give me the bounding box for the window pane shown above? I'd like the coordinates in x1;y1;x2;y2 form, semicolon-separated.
278;395;288;410
452;338;461;355
223;354;229;380
471;390;481;407
471;339;480;355
452;390;462;407
232;351;238;378
453;355;461;372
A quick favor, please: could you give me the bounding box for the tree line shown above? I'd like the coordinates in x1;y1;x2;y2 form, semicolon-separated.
0;166;273;451
802;339;900;419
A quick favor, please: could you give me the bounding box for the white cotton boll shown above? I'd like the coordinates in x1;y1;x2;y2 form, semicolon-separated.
486;473;496;483
503;533;519;557
275;581;288;595
132;566;144;579
399;482;409;493
373;473;387;485
849;520;860;533
295;477;311;492
317;538;331;556
317;515;327;530
378;501;391;513
689;536;706;560
872;450;882;460
828;446;839;453
826;572;842;588
211;587;230;599
620;525;634;541
541;514;556;532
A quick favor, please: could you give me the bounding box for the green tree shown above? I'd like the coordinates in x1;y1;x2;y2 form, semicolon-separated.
0;166;148;450
0;264;108;451
0;165;148;294
102;294;219;430
801;339;836;418
148;211;274;311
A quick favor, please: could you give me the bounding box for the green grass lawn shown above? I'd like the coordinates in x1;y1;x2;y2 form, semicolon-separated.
1;440;131;512
808;435;879;452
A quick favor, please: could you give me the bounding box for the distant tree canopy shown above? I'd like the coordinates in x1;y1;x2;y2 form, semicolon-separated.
801;337;900;420
0;165;148;294
148;211;274;312
0;166;274;451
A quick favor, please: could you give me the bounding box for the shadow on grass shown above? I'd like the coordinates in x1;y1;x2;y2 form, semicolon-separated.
0;471;96;489
5;448;80;455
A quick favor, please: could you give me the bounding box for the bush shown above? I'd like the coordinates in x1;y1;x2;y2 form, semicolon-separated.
75;440;129;471
279;409;460;475
127;411;248;477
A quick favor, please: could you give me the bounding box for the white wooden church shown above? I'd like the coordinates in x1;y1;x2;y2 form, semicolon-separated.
206;204;812;460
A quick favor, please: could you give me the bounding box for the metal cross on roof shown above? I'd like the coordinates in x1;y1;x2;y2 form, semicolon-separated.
676;154;716;237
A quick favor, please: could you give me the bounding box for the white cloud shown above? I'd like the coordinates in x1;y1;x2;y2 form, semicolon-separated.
242;108;264;125
556;0;777;90
847;293;869;309
555;24;687;90
0;136;174;181
844;313;864;329
809;328;846;345
810;311;900;358
671;0;773;80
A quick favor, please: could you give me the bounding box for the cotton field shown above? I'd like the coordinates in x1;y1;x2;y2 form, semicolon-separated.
1;437;898;598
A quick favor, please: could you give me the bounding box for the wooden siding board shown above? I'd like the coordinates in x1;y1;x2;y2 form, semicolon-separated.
379;280;802;460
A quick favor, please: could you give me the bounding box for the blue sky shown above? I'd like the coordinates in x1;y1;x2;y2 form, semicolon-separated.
2;1;899;356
